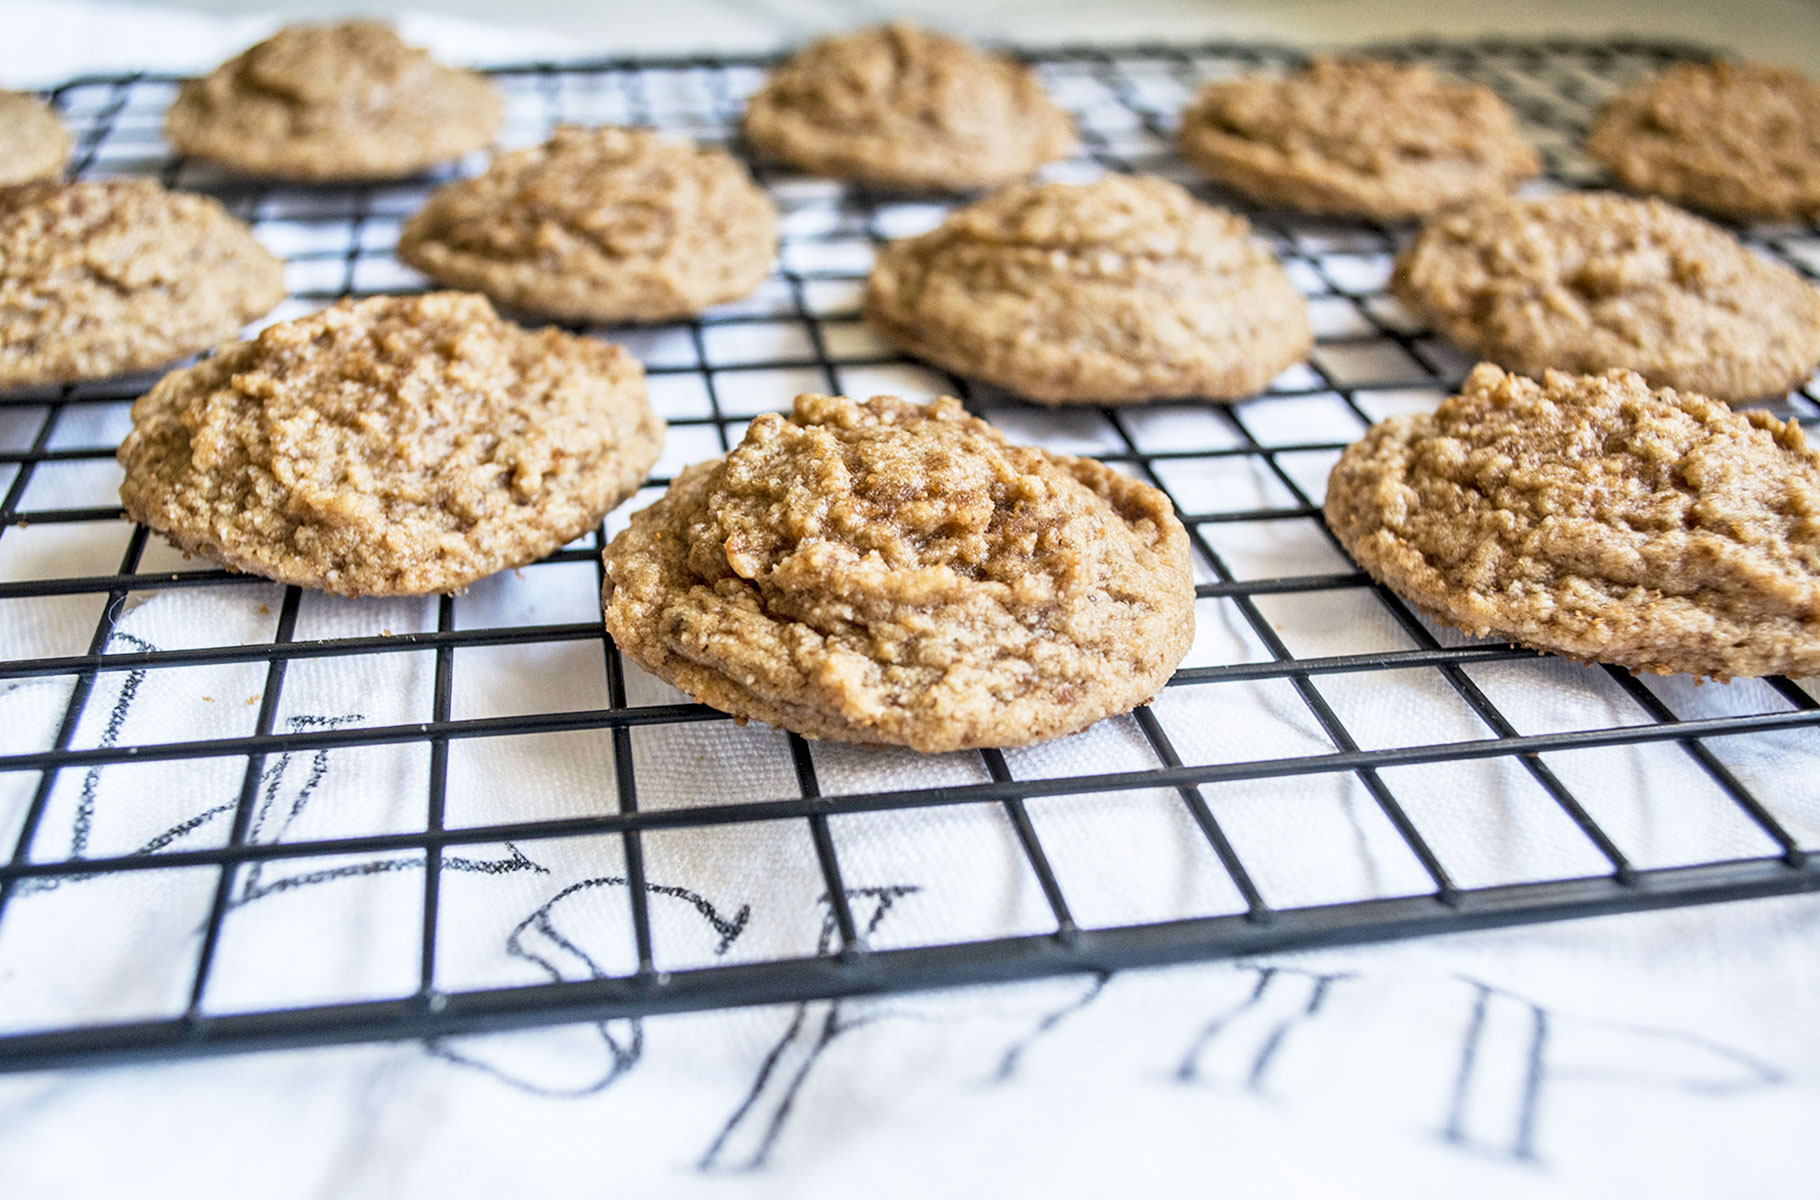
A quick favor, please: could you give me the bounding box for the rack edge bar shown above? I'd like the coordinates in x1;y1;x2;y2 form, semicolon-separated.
0;855;1813;1075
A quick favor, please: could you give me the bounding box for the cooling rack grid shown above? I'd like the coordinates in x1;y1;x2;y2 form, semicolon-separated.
0;37;1817;1073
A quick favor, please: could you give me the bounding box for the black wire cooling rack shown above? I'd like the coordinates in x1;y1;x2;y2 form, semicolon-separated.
2;38;1819;1074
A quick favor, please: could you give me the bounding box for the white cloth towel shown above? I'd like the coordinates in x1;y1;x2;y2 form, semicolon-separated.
1;4;1818;1197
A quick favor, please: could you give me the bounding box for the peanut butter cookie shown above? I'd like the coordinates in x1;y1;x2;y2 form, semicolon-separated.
601;393;1194;751
1177;58;1540;220
0;179;283;388
1586;61;1820;222
165;20;502;181
1325;363;1820;679
741;23;1075;192
0;91;69;185
864;174;1310;404
1392;192;1820;403
119;293;661;597
398;126;778;324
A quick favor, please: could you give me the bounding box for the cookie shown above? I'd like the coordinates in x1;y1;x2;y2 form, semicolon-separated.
1177;58;1540;220
864;174;1310;404
398;126;778;324
165;20;501;181
1392;192;1820;403
1586;61;1820;222
1325;362;1820;679
601;393;1194;751
118;293;661;597
0;91;70;185
0;180;283;389
741;23;1075;191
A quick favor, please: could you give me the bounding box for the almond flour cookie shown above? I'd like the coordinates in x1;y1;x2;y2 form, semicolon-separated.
0;180;283;389
165;20;502;181
119;293;661;597
601;393;1194;751
1392;192;1820;403
1177;58;1540;220
742;23;1075;191
398;126;778;324
1586;61;1820;222
0;91;70;185
864;174;1310;404
1326;363;1820;678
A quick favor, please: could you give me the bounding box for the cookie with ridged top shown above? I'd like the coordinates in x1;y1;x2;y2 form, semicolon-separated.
119;293;661;597
1391;191;1820;403
165;20;501;181
399;125;777;323
0;179;282;388
1325;363;1820;679
742;23;1075;191
1586;61;1820;222
864;174;1310;404
601;392;1194;751
1177;58;1540;220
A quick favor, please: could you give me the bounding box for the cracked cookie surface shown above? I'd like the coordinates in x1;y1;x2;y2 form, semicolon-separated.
165;20;501;181
1325;363;1820;679
398;126;777;323
864;174;1310;404
1392;191;1820;403
119;293;661;596
1586;61;1820;222
601;393;1194;751
0;179;283;388
741;23;1075;191
1177;58;1539;220
0;91;69;186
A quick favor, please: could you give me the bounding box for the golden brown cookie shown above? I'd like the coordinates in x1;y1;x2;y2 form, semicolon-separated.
165;20;501;181
397;126;778;324
741;23;1075;191
1177;58;1540;220
864;174;1310;405
1392;192;1820;403
601;393;1194;751
118;293;661;597
0;180;283;389
1325;363;1820;679
0;91;70;185
1586;61;1820;222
